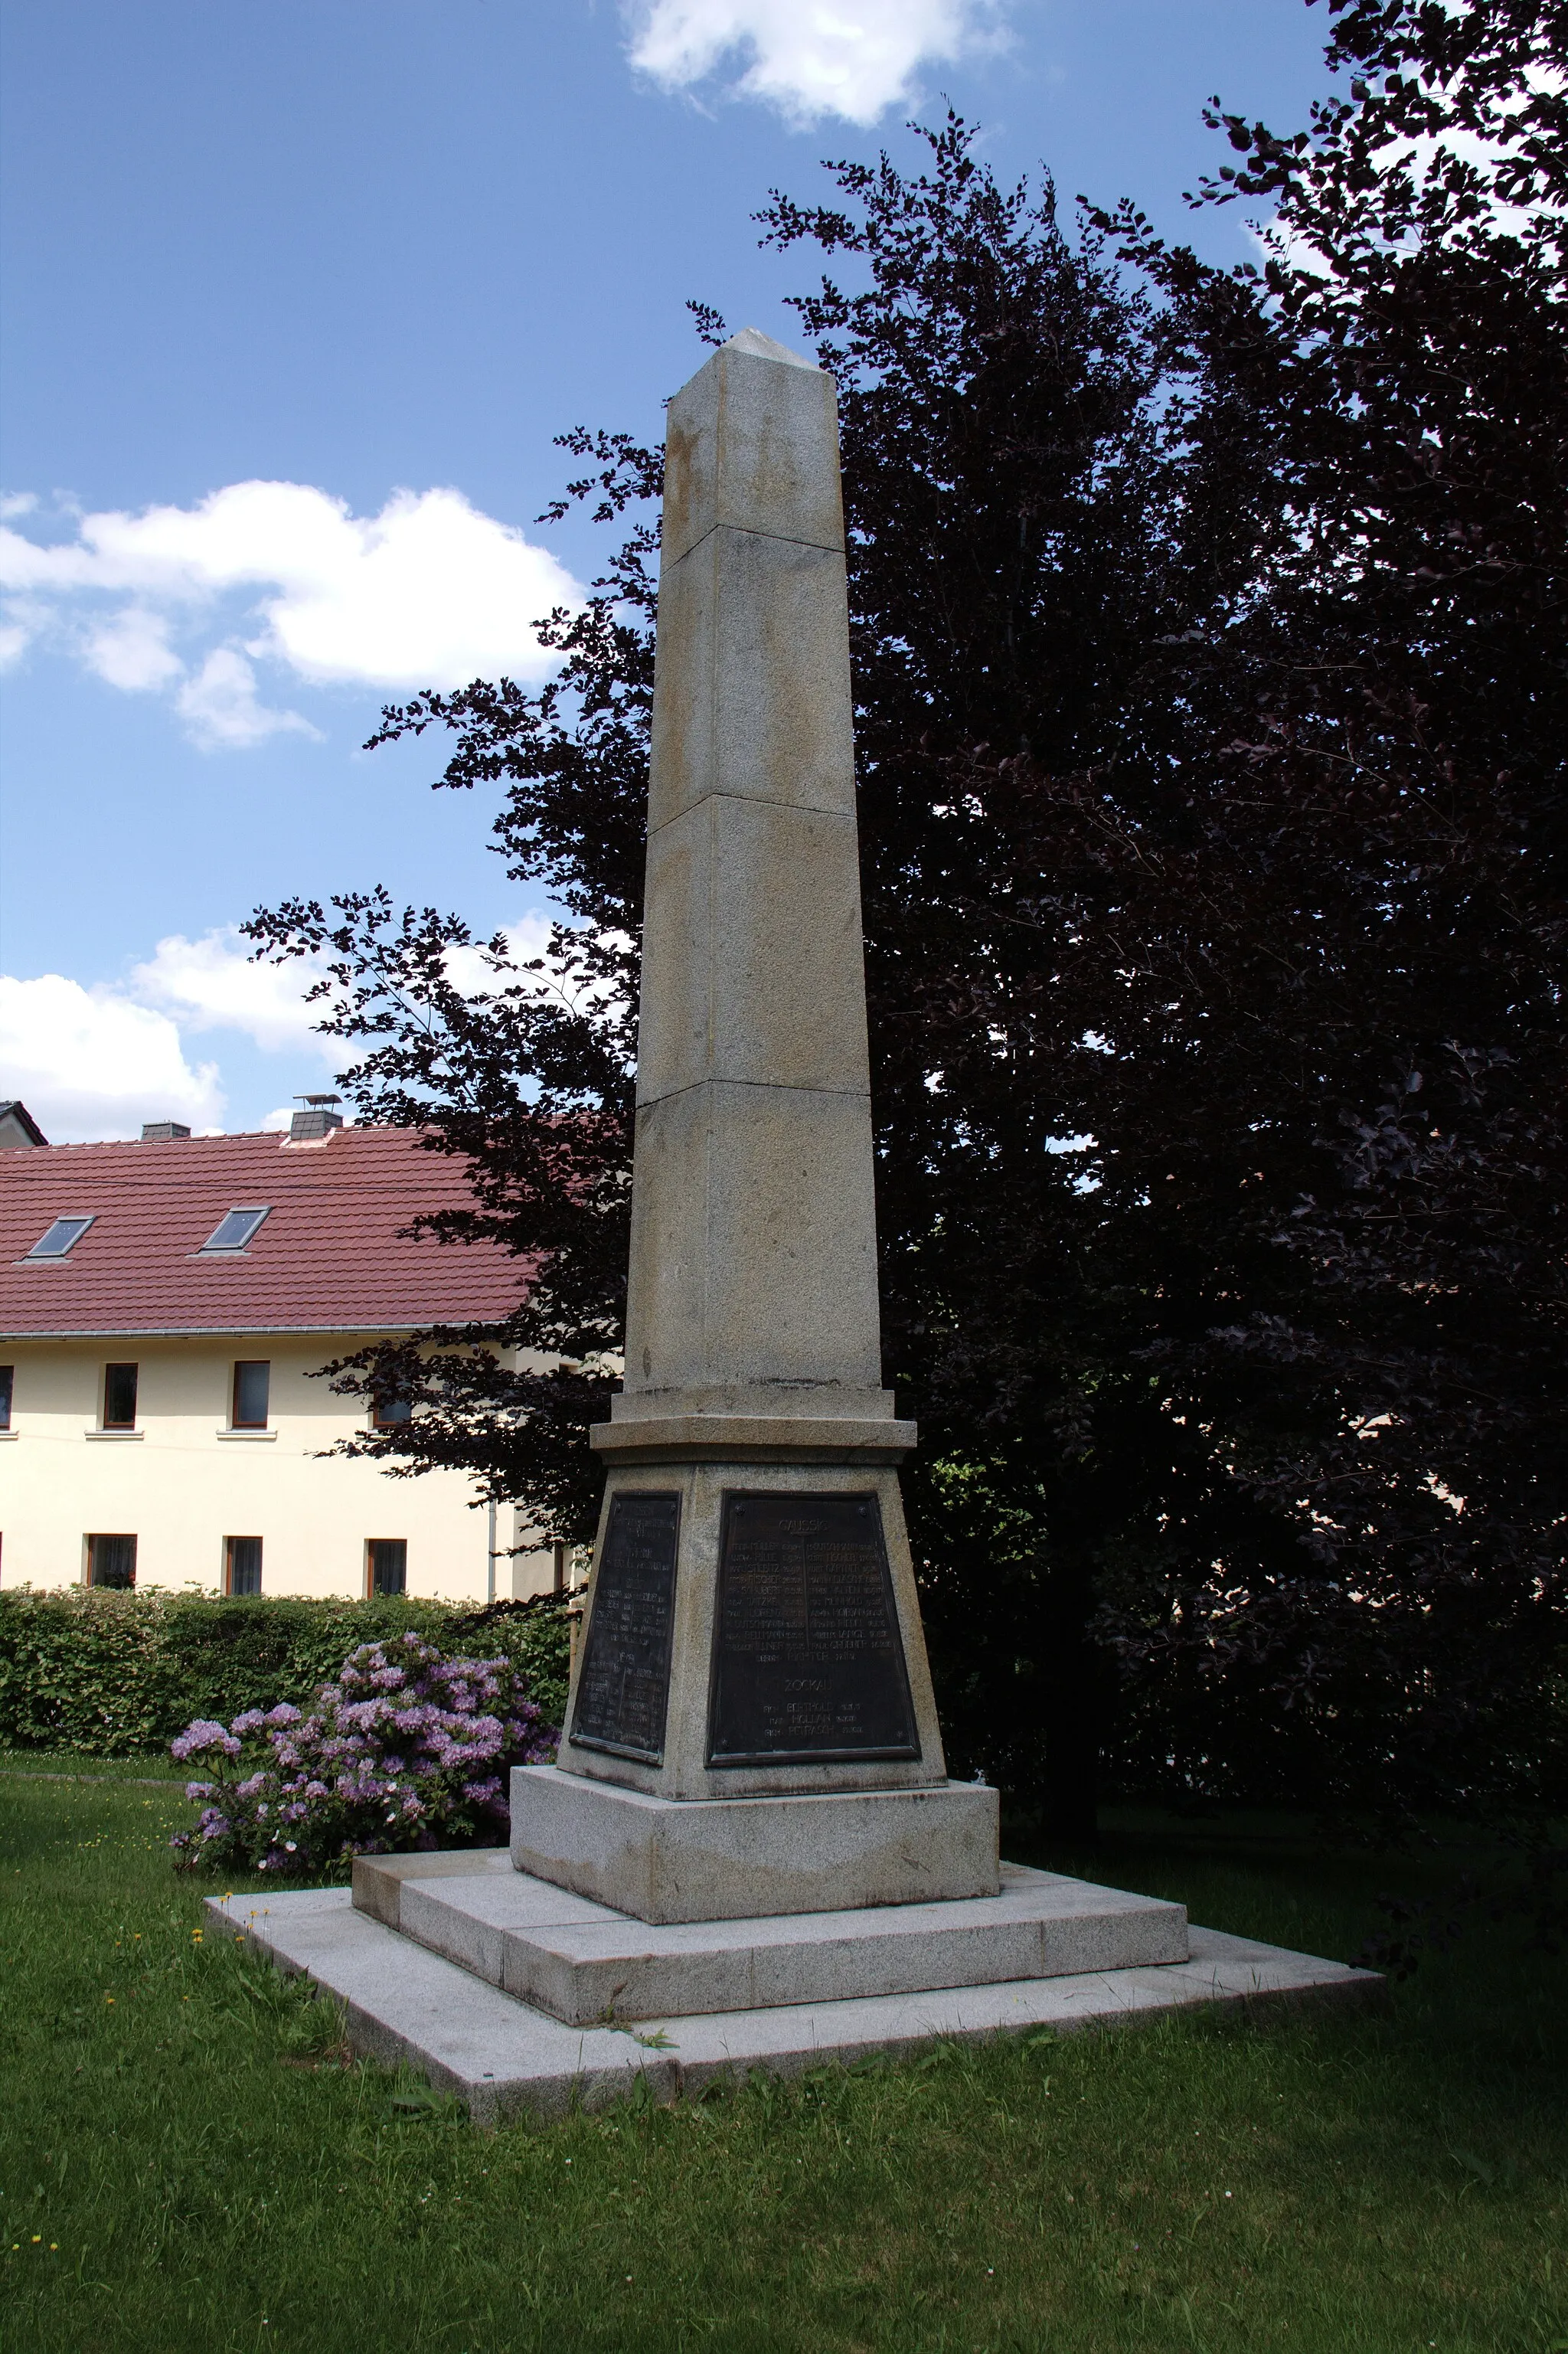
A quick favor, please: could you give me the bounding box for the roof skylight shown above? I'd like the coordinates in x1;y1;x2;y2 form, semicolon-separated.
201;1206;270;1254
26;1215;94;1260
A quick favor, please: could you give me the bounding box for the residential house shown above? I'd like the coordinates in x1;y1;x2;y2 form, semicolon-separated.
0;1105;560;1600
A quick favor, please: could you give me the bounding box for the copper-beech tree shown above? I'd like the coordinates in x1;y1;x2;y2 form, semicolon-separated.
250;0;1566;1838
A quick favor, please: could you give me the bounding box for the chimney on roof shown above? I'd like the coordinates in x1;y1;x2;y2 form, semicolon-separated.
289;1091;344;1141
141;1120;192;1142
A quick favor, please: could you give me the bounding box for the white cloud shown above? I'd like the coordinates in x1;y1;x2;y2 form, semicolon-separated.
443;913;626;1019
258;1102;355;1133
441;913;557;999
0;610;35;667
1246;74;1563;276
0;973;224;1143
0;479;582;748
83;605;183;692
130;928;338;1057
626;0;1004;124
175;648;318;750
3;913;566;1142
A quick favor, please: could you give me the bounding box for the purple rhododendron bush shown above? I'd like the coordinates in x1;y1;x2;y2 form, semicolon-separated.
169;1632;557;1873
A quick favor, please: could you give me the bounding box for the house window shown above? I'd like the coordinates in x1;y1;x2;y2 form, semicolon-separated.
87;1534;137;1590
225;1536;263;1597
201;1207;270;1254
371;1391;413;1430
26;1215;93;1260
0;1366;12;1430
232;1362;270;1429
367;1539;407;1597
103;1363;139;1430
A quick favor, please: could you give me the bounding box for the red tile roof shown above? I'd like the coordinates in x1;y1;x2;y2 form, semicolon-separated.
0;1127;526;1336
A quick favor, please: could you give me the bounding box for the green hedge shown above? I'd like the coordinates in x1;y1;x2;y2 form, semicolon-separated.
0;1589;573;1757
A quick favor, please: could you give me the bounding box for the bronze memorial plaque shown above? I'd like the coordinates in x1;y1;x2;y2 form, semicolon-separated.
707;1492;920;1766
569;1492;681;1764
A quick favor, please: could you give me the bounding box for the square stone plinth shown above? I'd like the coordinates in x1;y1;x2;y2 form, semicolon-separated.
510;1768;1000;1924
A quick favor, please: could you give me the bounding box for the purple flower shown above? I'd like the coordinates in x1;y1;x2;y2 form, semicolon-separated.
171;1636;559;1872
170;1719;239;1762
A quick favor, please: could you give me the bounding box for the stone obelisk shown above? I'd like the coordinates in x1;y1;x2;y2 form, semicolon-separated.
511;330;997;1923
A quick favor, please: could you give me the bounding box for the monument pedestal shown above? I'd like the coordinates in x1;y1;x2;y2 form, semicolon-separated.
537;1437;997;1922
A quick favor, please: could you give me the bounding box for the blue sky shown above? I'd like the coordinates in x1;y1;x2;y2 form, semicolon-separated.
1;0;1337;1139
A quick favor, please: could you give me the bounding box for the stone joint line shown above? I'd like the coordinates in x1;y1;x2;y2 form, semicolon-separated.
664;521;845;568
635;1075;871;1108
646;792;859;838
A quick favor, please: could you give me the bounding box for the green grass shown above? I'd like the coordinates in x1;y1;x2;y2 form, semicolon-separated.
2;1774;1563;2354
0;1748;188;1781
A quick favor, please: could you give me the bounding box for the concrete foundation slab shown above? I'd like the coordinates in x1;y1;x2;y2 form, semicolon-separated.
511;1766;1000;1921
207;1886;1380;2127
353;1855;1188;2025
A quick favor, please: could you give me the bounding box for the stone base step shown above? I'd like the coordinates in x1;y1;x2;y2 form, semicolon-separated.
207;1885;1381;2126
351;1850;1187;2025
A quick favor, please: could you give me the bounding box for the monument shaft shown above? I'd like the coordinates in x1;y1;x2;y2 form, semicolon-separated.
615;328;893;1439
513;332;996;1908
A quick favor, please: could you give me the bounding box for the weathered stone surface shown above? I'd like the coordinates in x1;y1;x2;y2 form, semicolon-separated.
660;328;844;571
637;795;870;1104
621;1082;885;1420
591;1413;916;1460
615;329;878;1440
350;1846;511;1932
210;1887;671;2123
647;529;856;832
210;1886;1381;2126
510;1769;998;1922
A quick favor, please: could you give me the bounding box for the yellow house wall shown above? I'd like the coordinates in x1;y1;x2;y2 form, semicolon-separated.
0;1334;557;1602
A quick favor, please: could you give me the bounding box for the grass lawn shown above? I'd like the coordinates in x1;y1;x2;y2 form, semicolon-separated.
2;1770;1562;2354
1;1748;188;1781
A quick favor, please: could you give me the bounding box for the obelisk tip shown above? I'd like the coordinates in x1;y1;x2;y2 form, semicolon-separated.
720;325;820;372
